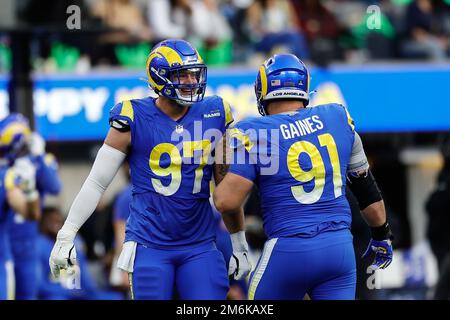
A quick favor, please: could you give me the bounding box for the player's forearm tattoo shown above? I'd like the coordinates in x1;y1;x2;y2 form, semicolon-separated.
219;163;229;177
214;164;229;185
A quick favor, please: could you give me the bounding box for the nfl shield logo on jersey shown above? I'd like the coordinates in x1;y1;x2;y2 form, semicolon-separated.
175;125;184;134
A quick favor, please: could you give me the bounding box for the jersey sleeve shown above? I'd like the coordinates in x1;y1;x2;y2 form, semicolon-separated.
109;100;135;133
227;124;258;182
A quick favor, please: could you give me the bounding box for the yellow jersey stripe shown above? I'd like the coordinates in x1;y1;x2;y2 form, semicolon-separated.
128;273;135;300
248;238;278;300
120;100;134;122
223;100;234;127
229;128;253;152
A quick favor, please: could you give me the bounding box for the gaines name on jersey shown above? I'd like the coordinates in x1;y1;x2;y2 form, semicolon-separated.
279;115;324;140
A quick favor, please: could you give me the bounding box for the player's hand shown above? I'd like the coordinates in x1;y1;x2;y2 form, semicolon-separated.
13;157;36;193
362;239;393;270
229;231;252;280
229;251;251;280
49;229;77;280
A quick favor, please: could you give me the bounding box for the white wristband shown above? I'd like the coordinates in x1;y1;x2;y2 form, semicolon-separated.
230;231;249;252
60;221;80;239
56;227;77;244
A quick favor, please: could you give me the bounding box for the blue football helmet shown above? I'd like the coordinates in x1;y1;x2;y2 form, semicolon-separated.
255;54;310;116
146;39;207;106
0;113;31;163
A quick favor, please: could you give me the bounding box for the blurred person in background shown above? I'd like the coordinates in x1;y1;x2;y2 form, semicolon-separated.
37;207;123;300
90;0;153;42
246;0;310;63
109;163;132;292
433;255;450;299
88;0;153;67
3;114;62;300
49;39;233;300
291;0;342;65
214;54;394;299
190;0;233;66
0;114;41;300
426;134;450;298
147;0;193;41
148;0;233;66
426;134;450;271
402;0;450;61
220;0;254;64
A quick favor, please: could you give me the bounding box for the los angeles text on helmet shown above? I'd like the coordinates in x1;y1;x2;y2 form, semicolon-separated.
271;91;305;97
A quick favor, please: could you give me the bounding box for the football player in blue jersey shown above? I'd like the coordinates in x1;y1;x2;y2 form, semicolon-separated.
3;117;62;300
50;39;234;299
213;54;393;300
0;115;41;300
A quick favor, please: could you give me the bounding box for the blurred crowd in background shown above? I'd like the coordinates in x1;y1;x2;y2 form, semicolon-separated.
1;0;450;73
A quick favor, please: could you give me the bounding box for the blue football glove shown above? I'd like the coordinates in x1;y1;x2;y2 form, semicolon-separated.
362;238;393;270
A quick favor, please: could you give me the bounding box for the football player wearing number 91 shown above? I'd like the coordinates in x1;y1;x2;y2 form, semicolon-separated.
49;39;234;299
213;54;394;300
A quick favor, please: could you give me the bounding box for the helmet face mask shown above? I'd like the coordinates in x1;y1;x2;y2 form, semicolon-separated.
254;54;310;116
146;40;207;106
168;66;207;105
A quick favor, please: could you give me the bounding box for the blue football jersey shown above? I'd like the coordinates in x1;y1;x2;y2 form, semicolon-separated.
109;96;233;248
0;167;20;262
229;103;355;239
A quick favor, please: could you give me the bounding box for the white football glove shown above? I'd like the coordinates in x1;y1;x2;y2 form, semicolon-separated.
28;132;46;157
49;229;77;280
229;231;252;280
13;157;38;200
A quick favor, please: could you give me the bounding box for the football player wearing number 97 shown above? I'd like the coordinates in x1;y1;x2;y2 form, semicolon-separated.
49;39;234;299
213;54;394;300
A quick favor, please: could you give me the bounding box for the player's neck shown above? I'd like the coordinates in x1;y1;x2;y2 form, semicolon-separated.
266;100;305;115
155;97;189;121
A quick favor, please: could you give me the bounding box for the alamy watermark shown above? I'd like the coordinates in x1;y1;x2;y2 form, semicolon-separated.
66;5;81;30
366;5;381;30
168;121;280;176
